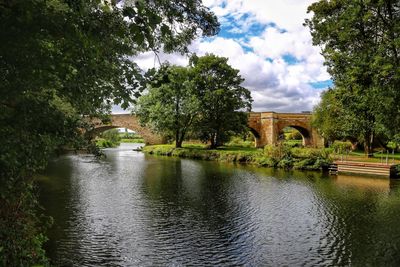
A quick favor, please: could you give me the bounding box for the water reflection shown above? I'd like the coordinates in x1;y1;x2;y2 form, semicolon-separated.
38;144;400;266
334;175;390;192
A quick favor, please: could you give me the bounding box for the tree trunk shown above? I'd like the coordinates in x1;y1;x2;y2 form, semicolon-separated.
215;129;222;148
176;129;186;148
175;130;182;148
209;133;217;149
364;133;373;157
175;139;182;148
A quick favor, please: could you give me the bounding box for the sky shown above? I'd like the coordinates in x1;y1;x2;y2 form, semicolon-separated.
114;0;331;113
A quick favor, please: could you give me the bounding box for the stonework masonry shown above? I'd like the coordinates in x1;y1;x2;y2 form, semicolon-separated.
91;114;164;145
248;112;324;148
91;112;323;147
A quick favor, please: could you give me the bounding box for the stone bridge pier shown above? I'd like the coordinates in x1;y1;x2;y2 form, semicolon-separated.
248;112;324;148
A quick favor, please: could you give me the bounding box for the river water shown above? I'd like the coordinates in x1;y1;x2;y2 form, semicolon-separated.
38;143;400;266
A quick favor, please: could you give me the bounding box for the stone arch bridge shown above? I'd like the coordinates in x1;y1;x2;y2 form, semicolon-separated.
248;112;323;148
90;114;164;145
91;112;323;147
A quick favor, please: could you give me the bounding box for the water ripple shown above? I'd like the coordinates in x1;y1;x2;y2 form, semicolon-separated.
39;144;400;266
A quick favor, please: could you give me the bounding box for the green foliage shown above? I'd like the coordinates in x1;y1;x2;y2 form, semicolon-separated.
97;139;117;148
306;1;400;155
283;140;303;148
0;0;219;264
387;141;398;151
136;65;200;148
331;141;353;154
285;129;302;140
144;143;333;171
277;158;294;169
226;136;254;148
291;148;332;170
255;157;278;168
120;138;145;143
143;144;259;162
312;89;355;142
0;180;52;266
99;129;121;147
190;54;253;148
137;55;253;149
264;144;292;161
145;143;333;171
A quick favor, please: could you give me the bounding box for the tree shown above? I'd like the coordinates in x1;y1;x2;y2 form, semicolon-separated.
305;0;400;156
136;65;200;148
313;88;358;144
190;54;253;148
0;0;219;264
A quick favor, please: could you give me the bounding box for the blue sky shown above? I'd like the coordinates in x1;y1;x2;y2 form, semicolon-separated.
129;0;331;113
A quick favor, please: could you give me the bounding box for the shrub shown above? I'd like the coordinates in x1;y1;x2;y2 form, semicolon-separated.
277;158;294;169
256;156;277;167
331;140;352;154
264;143;292;160
143;144;333;171
96;139;117;148
284;140;302;148
292;149;332;170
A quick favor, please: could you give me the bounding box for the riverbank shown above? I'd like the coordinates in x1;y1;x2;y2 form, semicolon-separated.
143;144;332;171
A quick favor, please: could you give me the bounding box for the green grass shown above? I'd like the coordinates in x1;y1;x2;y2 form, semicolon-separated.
349;150;400;158
327;149;400;164
225;137;254;148
120;138;145;143
143;144;262;163
143;143;332;171
283;140;302;147
96;138;120;148
217;146;258;151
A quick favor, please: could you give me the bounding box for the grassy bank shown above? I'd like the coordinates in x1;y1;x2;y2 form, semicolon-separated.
120;138;145;143
96;138;120;148
346;150;400;163
143;144;332;171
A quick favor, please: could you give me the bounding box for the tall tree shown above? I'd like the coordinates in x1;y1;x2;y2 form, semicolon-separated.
306;0;400;155
312;87;363;146
136;65;200;148
190;54;253;148
0;0;218;264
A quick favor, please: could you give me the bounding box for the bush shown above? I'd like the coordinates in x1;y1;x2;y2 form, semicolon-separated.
96;139;118;148
98;129;121;147
331;140;352;154
255;156;277;167
291;147;332;160
264;143;292;160
143;144;333;171
284;140;302;148
277;158;294;169
292;148;332;170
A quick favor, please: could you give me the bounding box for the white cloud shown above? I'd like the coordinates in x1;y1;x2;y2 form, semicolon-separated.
189;36;324;112
206;0;317;31
133;51;189;71
113;0;330;114
199;0;330;112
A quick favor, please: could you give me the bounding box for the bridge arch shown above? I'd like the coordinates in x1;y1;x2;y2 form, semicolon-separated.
277;125;311;146
248;127;261;148
90;114;164;145
247;112;323;148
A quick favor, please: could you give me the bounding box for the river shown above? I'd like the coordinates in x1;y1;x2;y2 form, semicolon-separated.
38;143;400;266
